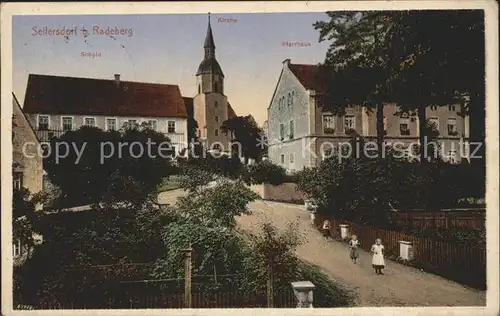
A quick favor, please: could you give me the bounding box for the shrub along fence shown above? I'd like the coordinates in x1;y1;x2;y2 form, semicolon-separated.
315;215;486;289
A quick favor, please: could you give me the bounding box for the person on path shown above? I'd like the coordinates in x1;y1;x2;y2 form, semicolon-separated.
371;238;385;275
348;234;360;264
322;219;331;241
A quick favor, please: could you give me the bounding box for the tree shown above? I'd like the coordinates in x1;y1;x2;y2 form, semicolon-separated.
44;125;175;207
221;115;264;164
314;10;485;163
314;12;397;152
244;221;303;300
12;188;39;257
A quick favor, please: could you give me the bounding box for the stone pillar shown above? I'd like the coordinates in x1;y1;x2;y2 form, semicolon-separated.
399;241;414;261
339;224;349;240
291;281;315;308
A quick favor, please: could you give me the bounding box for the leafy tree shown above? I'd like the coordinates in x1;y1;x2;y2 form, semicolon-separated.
242;221;304;294
295;135;479;226
244;160;290;186
44;125;175;207
220;115;265;164
314;10;485;163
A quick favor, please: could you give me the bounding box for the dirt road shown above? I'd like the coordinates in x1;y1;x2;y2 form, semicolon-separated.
158;190;486;307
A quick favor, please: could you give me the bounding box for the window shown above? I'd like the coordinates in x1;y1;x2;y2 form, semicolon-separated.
323;114;335;134
289;153;295;164
213;143;221;151
148;120;157;131
280;154;285;164
214;101;219;108
287;93;292;108
279;123;285;140
170;145;177;157
447;118;458;136
215;129;219;136
61;117;73;131
106;118;117;131
84;117;96;127
13;172;23;190
168;121;176;133
215;116;219;123
448;150;458;163
344;115;355;132
322;147;333;160
399;118;410;136
37;115;49;130
289;120;294;139
13;239;22;258
448;105;456;112
127;119;138;129
429;117;439;131
198;84;201;94
383;116;388;132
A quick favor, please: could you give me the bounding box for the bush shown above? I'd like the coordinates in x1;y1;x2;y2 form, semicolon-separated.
245;161;290;186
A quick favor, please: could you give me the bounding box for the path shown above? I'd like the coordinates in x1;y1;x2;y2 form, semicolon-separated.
158;190;486;307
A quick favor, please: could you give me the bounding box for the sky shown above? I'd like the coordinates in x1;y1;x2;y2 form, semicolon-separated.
13;13;331;125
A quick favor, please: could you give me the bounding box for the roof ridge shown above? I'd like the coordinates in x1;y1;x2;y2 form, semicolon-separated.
28;73;181;87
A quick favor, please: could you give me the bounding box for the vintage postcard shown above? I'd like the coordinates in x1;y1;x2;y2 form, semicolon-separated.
1;1;499;316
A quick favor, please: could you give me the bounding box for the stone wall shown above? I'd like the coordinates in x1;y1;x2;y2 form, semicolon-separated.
249;182;305;204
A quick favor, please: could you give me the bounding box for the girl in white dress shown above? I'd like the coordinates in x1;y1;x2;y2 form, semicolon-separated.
371;238;385;275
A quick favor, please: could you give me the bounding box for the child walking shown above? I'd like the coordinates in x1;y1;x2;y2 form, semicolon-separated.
371;238;385;275
322;219;331;241
348;235;360;264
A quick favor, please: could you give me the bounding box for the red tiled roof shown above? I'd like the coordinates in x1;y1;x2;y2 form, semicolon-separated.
23;74;188;118
288;63;326;93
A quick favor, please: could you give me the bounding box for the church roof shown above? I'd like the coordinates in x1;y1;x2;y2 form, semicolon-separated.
227;102;236;119
204;16;215;49
196;58;224;77
196;14;224;77
23;74;188;118
288;63;327;93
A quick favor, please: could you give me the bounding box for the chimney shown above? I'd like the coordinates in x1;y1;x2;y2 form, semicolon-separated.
282;59;291;67
114;74;120;86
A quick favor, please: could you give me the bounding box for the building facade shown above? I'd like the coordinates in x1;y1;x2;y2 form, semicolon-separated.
12;93;44;266
12;93;43;195
23;74;189;156
267;59;470;171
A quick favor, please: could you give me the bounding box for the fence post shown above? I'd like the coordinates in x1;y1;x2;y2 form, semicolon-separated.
267;263;274;308
183;243;193;308
291;281;315;308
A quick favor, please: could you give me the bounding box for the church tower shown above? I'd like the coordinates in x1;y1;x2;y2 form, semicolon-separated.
193;13;230;152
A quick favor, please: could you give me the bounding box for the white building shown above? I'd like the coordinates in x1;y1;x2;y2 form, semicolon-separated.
267;59;470;171
23;73;189;155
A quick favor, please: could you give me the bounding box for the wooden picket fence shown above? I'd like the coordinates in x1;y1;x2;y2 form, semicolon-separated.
390;210;485;230
315;215;486;289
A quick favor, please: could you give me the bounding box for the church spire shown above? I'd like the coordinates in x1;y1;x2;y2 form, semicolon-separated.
204;12;215;58
196;12;224;77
